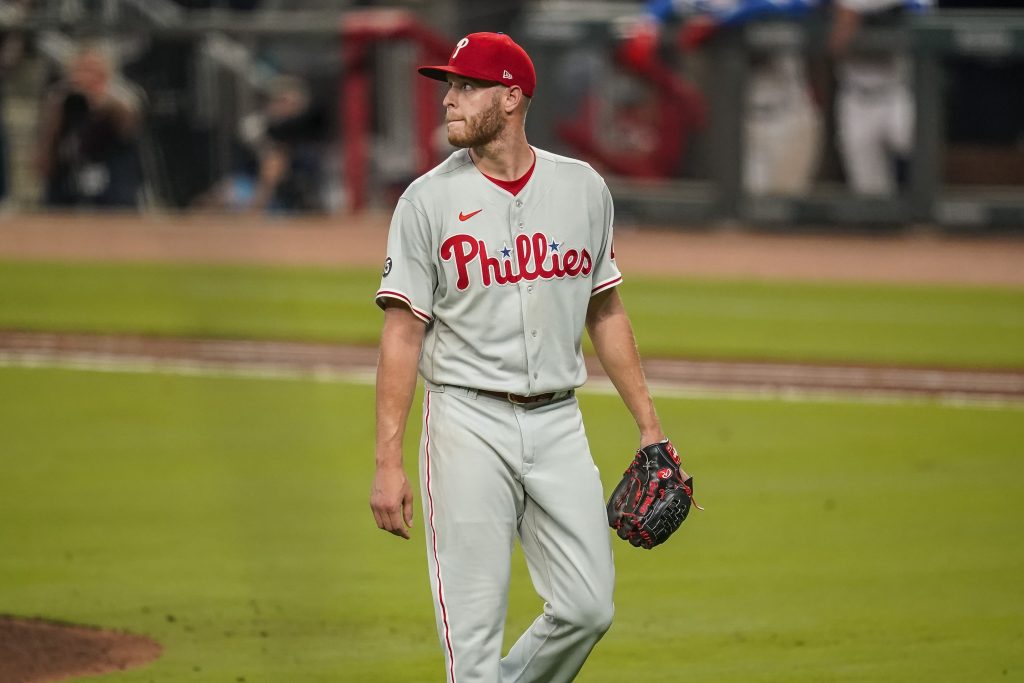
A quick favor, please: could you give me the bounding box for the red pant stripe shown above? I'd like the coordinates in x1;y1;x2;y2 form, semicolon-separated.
424;391;457;682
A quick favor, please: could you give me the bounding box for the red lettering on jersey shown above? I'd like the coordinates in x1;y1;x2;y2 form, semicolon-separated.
479;248;513;287
515;234;536;280
439;234;480;291
532;233;557;279
563;248;580;276
440;231;593;291
580;250;593;275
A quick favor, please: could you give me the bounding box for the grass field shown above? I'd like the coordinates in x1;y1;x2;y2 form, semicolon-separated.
2;255;1023;682
2;260;1024;367
1;366;1022;682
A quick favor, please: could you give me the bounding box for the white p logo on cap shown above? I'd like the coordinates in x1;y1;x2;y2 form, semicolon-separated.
452;37;469;61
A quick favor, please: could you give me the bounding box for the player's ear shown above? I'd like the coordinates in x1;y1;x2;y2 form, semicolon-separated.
503;85;524;114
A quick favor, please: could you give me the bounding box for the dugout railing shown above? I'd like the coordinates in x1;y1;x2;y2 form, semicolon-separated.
1;3;1021;229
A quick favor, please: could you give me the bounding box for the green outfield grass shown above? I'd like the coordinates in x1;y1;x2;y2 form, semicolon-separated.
1;366;1022;682
2;260;1024;368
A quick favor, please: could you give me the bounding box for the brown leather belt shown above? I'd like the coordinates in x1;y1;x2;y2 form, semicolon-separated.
476;388;572;405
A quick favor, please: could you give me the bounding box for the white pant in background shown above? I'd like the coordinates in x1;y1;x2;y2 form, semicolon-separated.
743;55;823;196
745;93;823;196
837;83;914;195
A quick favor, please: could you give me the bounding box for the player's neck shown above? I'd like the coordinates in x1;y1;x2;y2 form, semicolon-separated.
469;131;533;181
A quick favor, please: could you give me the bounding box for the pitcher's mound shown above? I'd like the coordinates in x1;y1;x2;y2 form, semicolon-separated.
0;616;162;683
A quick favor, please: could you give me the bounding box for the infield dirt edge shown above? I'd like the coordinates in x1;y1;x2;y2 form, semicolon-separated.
0;615;162;683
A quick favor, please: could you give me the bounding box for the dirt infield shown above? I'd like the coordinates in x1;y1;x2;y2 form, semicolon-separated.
3;330;1022;404
2;212;1024;286
0;616;161;683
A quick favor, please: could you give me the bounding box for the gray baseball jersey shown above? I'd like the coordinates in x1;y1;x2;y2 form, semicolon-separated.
375;146;622;395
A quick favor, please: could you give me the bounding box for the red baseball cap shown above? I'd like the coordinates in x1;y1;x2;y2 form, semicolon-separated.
418;32;536;98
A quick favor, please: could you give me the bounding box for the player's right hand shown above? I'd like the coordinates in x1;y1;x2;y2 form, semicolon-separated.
370;464;414;540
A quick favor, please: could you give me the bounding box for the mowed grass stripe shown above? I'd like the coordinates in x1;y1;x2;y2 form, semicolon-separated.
2;260;1023;368
622;277;1024;368
0;261;384;345
1;366;1022;682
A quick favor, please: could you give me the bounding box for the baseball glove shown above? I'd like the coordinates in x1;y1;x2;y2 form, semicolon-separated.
606;440;701;549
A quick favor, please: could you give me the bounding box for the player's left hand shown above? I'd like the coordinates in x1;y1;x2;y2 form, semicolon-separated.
370;465;414;540
606;439;701;549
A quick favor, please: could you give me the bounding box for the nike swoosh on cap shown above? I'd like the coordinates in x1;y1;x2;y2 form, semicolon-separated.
459;209;483;221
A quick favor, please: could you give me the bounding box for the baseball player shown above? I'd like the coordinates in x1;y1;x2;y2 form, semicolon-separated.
829;0;932;195
643;0;823;195
370;32;679;683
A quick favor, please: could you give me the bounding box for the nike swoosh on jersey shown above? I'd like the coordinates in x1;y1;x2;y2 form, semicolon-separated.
458;209;483;221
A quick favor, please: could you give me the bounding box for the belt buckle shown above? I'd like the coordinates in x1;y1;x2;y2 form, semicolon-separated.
507;393;528;405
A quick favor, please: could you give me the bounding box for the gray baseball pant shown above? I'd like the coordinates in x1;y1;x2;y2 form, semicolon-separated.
418;382;615;683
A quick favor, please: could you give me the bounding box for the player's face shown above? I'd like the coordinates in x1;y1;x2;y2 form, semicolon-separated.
443;76;506;148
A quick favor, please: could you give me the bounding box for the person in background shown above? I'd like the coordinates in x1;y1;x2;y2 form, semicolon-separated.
195;75;328;214
36;45;144;208
638;0;823;195
0;0;31;208
829;0;932;195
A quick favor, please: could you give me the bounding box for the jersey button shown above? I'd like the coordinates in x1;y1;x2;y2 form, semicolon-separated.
527;285;533;293
518;221;524;230
531;329;537;337
515;199;523;208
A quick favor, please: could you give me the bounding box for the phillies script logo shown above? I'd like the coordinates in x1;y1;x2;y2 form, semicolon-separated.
440;232;593;291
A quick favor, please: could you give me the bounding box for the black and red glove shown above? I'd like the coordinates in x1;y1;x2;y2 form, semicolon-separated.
607;440;701;549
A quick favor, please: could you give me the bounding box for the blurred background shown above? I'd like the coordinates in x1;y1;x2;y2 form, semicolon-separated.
2;3;1023;681
0;0;1021;229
